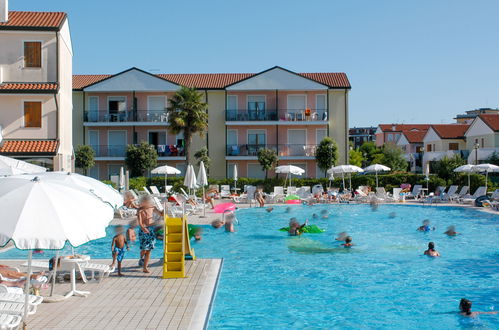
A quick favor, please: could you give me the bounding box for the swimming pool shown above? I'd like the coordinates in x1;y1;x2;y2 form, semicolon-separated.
1;205;497;328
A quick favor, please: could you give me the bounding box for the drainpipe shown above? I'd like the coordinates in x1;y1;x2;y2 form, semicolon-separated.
82;91;86;146
275;89;279;156
53;92;60;169
344;89;349;165
326;90;330;136
205;89;209;157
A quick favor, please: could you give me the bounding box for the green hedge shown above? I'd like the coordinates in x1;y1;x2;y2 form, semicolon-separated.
124;172;494;194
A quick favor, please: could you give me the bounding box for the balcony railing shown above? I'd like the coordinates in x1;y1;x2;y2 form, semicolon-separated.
226;144;317;157
91;144;185;157
84;110;168;123
225;109;327;122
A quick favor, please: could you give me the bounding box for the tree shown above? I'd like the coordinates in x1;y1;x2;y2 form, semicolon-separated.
487;152;499;166
349;148;363;167
167;86;208;164
257;148;278;179
125;142;158;177
315;137;339;177
431;154;466;182
381;144;408;172
194;147;211;172
359;141;382;165
74;145;95;175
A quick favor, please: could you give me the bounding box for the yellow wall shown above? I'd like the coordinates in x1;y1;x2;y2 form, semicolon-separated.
72;91;84;148
328;89;348;164
206;90;226;179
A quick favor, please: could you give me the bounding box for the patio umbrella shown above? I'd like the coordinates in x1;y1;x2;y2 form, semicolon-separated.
328;165;364;191
0;155;46;176
197;161;208;217
233;164;238;192
119;167;125;192
328;172;334;188
363;164;391;188
473;163;499;191
151;165;181;189
184;165;198;194
453;164;475;189
0;176;114;324
275;165;305;188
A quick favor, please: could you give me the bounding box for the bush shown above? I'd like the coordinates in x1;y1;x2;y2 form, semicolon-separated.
101;180;117;189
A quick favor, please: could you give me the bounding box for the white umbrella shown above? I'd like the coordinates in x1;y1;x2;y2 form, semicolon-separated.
328;165;364;191
19;172;123;209
0;155;46;175
119;167;125;192
233;164;238;192
0;176;114;322
328;172;334;188
363;164;391;188
473;163;499;191
275;165;305;187
454;164;475;188
197;161;208;217
151;165;181;190
184;165;198;194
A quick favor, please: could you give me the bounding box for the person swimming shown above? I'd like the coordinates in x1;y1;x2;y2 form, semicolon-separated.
418;219;435;232
423;242;440;257
211;220;225;228
288;218;308;236
388;212;397;219
341;236;353;248
459;298;499;317
312;213;318;219
266;207;274;213
285;206;292;213
320;209;329;219
335;232;348;241
444;225;458;236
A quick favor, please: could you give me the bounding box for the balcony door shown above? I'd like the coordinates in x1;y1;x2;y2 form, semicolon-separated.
149;131;167;156
147;96;167;122
227;129;238;156
287;95;306;120
247;130;266;156
108;131;127;157
88;130;99;155
108;96;127;122
247;95;265;120
288;129;306;156
88;96;99;121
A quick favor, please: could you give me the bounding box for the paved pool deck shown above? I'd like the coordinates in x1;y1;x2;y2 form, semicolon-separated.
1;258;222;330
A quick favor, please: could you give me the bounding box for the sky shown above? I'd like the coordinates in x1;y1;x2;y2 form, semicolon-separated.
11;0;499;127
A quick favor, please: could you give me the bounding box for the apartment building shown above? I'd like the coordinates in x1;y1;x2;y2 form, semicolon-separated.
454;107;499;124
465;113;499;163
349;126;376;149
0;2;73;171
73;66;351;179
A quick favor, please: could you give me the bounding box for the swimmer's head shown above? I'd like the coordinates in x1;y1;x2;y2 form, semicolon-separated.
423;219;430;226
428;242;435;250
285;207;292;213
115;225;125;234
320;209;328;215
446;225;455;231
459;298;472;314
312;213;318;218
211;220;224;228
345;236;352;244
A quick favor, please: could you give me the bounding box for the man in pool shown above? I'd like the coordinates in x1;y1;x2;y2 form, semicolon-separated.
320;209;329;219
444;225;458;236
137;195;163;273
341;236;353;247
266;207;274;213
423;242;440;257
288;218;308;236
417;219;434;232
335;232;348;241
459;298;499;317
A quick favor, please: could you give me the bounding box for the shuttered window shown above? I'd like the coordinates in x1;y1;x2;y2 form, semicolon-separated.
24;42;42;68
24;102;42;127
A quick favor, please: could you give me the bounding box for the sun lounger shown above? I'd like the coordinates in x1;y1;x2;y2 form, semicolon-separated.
220;185;231;198
267;186;285;203
0;314;21;329
0;301;36;315
286;186;297;195
426;186;447;203
76;262;112;282
459;186;486;204
376;187;394;202
149;186;167;197
405;184;422;200
297;186;312;199
440;185;458;202
0;292;43;306
246;186;257;204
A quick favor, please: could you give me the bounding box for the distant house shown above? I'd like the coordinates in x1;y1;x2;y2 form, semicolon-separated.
422;124;469;172
396;131;426;172
349;126;376;149
454;108;499;124
464;114;499;163
375;124;430;147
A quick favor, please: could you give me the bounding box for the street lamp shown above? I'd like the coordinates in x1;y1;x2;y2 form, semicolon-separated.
473;143;480;165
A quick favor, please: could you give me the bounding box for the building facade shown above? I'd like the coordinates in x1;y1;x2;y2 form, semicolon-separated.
464;114;499;163
454;108;499;124
73;66;351;180
349;126;376;149
422;124;469;172
0;5;73;171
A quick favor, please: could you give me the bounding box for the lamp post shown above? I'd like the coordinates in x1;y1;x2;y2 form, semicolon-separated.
473;143;480;165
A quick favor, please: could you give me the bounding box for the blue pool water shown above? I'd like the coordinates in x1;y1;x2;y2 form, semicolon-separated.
1;205;497;328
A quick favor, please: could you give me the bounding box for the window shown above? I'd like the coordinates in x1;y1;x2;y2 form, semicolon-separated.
108;97;127;114
449;143;459;151
24;102;42;127
387;134;394;142
227;95;238;110
426;144;432;152
108;165;122;179
247;163;265;179
247;96;265;111
481;138;484;147
24;42;41;68
87;96;99;121
248;130;266;146
176;164;186;177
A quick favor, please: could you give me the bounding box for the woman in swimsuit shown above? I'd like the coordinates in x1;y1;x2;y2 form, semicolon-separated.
424;242;440;257
254;187;265;208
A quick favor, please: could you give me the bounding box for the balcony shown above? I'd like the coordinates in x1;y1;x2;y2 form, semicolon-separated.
226;144;317;158
92;144;185;158
84;110;169;124
225;109;327;123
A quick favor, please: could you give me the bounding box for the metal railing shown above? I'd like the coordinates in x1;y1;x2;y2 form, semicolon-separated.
225;144;318;157
84;110;169;123
225;109;327;122
278;144;317;157
91;144;185;157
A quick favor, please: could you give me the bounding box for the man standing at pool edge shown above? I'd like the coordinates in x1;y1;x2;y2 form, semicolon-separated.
137;195;163;273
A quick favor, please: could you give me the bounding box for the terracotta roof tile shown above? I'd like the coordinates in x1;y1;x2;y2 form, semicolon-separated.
0;140;59;154
0;11;66;30
378;124;431;132
402;131;427;143
479;114;499;131
0;83;58;93
73;72;351;90
430;124;469;139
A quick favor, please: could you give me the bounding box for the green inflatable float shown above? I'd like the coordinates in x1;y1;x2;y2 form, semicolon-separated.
279;224;325;234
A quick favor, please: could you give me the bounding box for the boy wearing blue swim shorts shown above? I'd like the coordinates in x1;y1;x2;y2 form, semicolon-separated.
110;226;129;276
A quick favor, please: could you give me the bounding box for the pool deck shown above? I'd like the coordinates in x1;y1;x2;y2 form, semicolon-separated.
1;258;222;330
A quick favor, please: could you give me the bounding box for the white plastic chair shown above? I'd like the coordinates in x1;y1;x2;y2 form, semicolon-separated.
0;313;22;329
220;185;231;198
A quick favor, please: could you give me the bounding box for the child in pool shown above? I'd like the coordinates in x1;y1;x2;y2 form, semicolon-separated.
417;219;435;232
459;298;499;317
110;226;130;276
335;232;348;241
320;209;329;219
341;236;353;247
288;218;308;236
444;225;458;236
423;242;440;257
126;224;137;242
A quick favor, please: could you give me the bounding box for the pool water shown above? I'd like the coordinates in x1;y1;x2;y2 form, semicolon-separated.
1;205;497;328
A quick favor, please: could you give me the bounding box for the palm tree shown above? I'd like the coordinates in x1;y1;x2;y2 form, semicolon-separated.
167;86;208;164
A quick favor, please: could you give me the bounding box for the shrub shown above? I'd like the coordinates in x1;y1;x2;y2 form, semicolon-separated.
125;142;158;177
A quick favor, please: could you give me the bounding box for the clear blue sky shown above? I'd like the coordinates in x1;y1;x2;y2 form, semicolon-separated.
11;0;499;126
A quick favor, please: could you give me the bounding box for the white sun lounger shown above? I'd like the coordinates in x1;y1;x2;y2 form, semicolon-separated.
405;184;422;200
0;301;36;315
459;186;486;204
441;185;458;201
0;313;22;329
76;262;112;282
0;292;43;306
220;185;231;198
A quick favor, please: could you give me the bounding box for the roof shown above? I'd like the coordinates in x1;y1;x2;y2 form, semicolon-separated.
73;71;351;90
430;124;470;139
401;131;427;143
0;83;58;93
478;114;499;132
0;11;67;31
0;140;59;154
378;124;430;132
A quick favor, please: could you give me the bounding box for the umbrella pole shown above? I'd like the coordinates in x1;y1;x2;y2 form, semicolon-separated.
342;173;345;191
485;171;488;192
164;174;167;192
50;250;59;297
376;171;379;189
468;173;470;189
349;173;352;192
23;250;33;323
202;186;206;218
